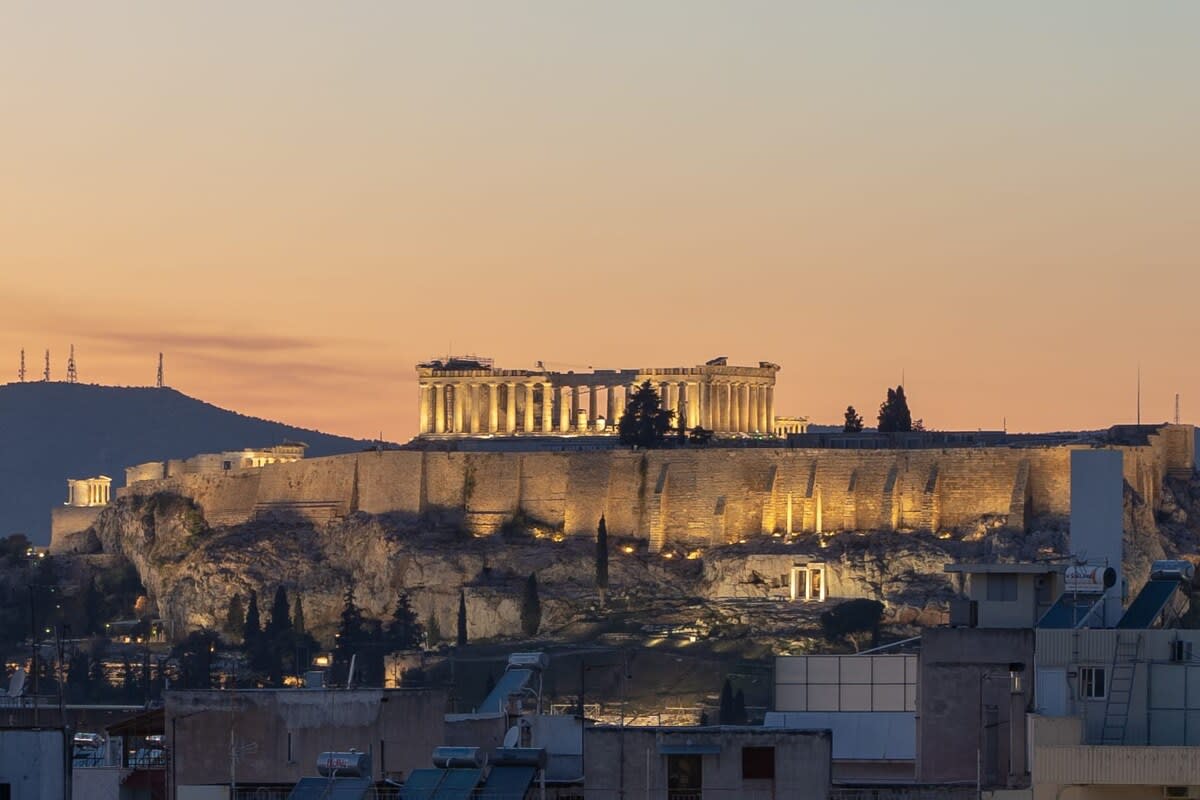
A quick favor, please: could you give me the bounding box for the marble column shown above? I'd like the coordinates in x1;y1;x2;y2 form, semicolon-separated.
488;383;500;433
686;382;699;428
665;383;679;423
588;386;599;431
766;386;775;436
558;385;571;431
606;385;618;428
541;384;553;432
418;384;431;434
758;385;769;434
739;383;751;432
748;385;760;433
506;382;518;433
434;384;446;433
718;382;730;431
700;383;711;430
468;383;481;433
723;382;735;432
524;383;536;433
571;386;581;430
452;384;464;433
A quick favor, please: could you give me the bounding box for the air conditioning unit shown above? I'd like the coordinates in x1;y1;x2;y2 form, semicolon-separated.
1170;640;1193;663
1163;786;1200;799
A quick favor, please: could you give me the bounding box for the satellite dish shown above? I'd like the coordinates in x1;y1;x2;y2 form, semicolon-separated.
502;726;520;749
8;668;26;698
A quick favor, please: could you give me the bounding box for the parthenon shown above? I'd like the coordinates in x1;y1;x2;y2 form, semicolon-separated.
415;356;780;437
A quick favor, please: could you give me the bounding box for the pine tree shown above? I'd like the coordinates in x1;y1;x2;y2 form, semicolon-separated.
292;594;306;634
243;590;261;646
426;614;442;647
225;594;245;640
843;406;864;433
877;386;913;433
521;574;542;637
618;381;674;449
595;516;609;606
456;590;468;647
718;678;735;724
387;591;424;651
333;586;367;685
266;586;292;639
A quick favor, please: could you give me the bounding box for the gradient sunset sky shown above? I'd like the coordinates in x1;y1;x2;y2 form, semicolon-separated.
3;2;1198;440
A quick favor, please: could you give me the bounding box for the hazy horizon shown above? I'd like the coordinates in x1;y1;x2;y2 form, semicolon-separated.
4;2;1198;440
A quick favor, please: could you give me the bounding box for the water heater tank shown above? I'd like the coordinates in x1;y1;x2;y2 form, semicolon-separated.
316;751;371;777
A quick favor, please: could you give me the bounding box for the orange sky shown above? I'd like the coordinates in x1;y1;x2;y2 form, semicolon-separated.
2;3;1198;440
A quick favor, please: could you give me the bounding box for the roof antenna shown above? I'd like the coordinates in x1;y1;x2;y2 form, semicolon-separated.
18;349;25;382
1136;363;1141;425
1176;393;1181;425
43;349;50;382
157;353;164;388
66;345;78;384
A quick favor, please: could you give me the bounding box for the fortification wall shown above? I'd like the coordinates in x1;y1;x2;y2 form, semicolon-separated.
115;430;1195;550
49;506;104;554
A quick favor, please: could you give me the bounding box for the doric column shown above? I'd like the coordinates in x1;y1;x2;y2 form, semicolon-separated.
418;384;431;434
488;383;500;433
468;383;481;433
724;382;735;432
686;382;699;428
699;383;710;430
434;384;446;433
717;383;729;431
766;386;775;435
606;386;618;428
666;383;679;423
524;383;536;433
541;384;553;432
571;386;582;430
758;385;769;434
588;386;599;431
506;382;518;432
452;384;464;433
558;386;571;431
734;381;744;431
748;385;760;433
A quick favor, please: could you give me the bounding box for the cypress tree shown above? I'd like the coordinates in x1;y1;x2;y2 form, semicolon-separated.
733;689;747;724
426;614;442;647
596;516;609;606
242;590;261;646
520;574;542;637
456;590;468;647
266;586;291;638
718;678;734;724
292;594;306;634
225;594;245;640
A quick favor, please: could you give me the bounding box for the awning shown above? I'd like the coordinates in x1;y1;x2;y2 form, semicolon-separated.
658;744;722;755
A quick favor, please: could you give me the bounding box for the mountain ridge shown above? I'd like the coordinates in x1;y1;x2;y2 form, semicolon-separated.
0;381;375;544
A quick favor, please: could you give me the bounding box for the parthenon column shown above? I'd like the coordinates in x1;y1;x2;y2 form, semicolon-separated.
734;381;744;431
558;386;571;431
524;383;536;433
748;385;760;433
418;385;431;434
468;383;481;433
488;383;500;433
434;384;446;433
758;385;769;434
700;384;711;430
588;386;599;430
541;384;553;432
506;383;518;432
766;386;775;436
571;386;581;430
606;386;618;428
686;382;699;428
452;385;463;433
665;383;679;422
719;382;731;432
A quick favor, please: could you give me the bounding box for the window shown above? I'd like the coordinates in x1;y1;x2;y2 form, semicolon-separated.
1079;666;1106;699
742;746;775;780
667;754;703;795
986;574;1018;602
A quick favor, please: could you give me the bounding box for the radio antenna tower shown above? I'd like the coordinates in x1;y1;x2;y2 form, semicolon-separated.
156;353;164;388
18;349;25;382
43;349;50;382
66;345;78;384
1136;363;1141;425
1176;393;1181;425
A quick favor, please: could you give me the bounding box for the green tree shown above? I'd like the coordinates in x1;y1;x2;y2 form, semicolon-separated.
843;406;864;433
172;629;221;689
387;591;424;651
426;614;442;647
456;591;468;647
225;594;245;641
266;586;292;639
333;586;370;685
243;590;261;646
521;574;542;637
877;386;913;433
688;426;713;445
733;689;747;724
595;516;609;606
718;678;735;723
820;598;884;652
618;381;674;449
292;594;306;634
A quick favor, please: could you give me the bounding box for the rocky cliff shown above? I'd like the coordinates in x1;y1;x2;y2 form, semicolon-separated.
81;470;1200;648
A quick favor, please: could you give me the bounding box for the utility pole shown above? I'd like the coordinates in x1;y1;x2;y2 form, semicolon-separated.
18;349;25;382
66;345;77;384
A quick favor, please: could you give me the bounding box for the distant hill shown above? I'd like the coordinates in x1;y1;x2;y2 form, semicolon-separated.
0;382;375;544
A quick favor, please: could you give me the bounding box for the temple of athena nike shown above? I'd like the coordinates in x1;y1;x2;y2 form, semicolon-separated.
415;356;783;437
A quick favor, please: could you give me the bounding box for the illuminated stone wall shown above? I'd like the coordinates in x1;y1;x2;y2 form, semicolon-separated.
116;425;1195;551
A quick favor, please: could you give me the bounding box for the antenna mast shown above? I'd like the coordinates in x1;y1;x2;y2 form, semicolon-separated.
156;353;164;388
18;349;25;382
66;345;78;384
43;349;50;382
1136;363;1141;425
1176;393;1181;425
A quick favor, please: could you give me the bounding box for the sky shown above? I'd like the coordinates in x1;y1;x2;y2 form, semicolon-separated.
2;2;1198;440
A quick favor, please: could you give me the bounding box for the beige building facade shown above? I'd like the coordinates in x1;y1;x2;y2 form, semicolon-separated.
415;355;781;437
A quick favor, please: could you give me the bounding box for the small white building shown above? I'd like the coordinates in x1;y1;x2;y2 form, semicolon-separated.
65;475;111;507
